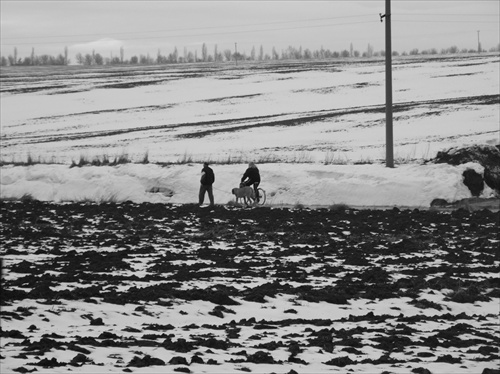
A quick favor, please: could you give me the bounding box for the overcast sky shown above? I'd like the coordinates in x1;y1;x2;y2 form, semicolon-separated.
1;0;499;60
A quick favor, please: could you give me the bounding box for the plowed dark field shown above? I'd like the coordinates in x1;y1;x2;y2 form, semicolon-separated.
1;201;499;373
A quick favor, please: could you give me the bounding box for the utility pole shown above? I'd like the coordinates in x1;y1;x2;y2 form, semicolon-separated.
380;0;394;167
477;30;481;53
235;43;238;66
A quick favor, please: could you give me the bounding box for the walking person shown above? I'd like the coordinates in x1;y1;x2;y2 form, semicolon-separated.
199;162;215;206
241;162;261;202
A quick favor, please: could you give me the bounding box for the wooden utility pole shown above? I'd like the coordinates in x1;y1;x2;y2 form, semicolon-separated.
477;30;481;53
235;43;238;66
382;0;394;168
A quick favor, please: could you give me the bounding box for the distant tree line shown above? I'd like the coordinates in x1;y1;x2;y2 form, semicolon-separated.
1;47;70;66
2;42;499;67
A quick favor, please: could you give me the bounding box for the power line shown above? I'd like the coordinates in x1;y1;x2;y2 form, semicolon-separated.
1;20;379;47
1;14;376;41
394;20;499;24
3;12;497;50
392;28;498;39
395;13;499;17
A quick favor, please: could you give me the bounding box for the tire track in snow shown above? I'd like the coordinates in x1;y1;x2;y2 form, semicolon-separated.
2;94;498;146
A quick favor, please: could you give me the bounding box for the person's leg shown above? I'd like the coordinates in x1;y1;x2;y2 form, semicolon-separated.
207;185;214;205
199;185;206;205
253;182;260;200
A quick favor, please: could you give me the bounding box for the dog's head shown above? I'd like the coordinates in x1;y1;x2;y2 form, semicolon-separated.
231;188;238;195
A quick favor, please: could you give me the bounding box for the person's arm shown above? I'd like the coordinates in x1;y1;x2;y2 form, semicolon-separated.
241;169;248;182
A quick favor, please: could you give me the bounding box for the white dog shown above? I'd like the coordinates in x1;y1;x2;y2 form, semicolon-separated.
231;185;255;205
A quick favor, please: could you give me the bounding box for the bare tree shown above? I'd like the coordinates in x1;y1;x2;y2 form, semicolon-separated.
55;53;66;65
168;47;178;63
259;45;264;61
64;46;69;65
366;43;373;58
39;55;50;64
319;46;325;59
94;53;104;65
84;54;93;65
202;43;208;62
75;53;84;65
272;47;279;60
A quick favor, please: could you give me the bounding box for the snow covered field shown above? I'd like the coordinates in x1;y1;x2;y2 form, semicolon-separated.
1;54;499;164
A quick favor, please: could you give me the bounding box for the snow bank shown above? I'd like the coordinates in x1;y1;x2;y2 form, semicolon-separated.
0;162;494;207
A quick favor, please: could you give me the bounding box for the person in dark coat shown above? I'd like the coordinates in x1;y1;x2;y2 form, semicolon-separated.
241;162;261;201
199;162;215;206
